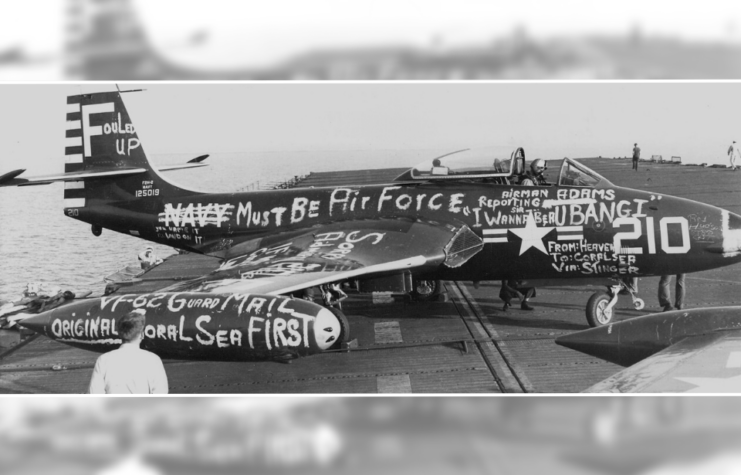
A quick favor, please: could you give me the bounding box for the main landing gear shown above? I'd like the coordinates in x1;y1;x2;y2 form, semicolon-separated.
411;279;441;301
586;279;645;327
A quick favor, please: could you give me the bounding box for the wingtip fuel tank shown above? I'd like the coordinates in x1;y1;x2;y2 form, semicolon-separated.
555;306;741;367
19;292;346;361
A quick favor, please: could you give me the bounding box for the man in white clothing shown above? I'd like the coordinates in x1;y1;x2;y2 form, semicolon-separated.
728;141;741;170
88;309;168;394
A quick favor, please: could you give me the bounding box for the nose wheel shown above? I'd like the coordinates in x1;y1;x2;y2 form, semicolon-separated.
586;292;614;327
585;279;643;327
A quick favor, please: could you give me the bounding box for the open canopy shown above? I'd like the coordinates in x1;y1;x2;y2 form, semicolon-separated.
394;147;613;188
555;156;613;188
394;147;527;181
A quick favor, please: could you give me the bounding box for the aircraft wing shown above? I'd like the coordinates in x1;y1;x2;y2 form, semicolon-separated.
585;331;741;393
161;218;483;295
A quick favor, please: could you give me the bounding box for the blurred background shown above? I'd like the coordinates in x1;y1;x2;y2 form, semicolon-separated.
2;0;741;80
1;397;741;474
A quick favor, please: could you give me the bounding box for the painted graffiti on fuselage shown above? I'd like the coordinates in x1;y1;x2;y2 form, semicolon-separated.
155;203;234;244
687;213;721;243
547;240;639;275
159;203;234;228
82;103;139;157
158;186;470;234
49;293;320;351
218;230;385;278
476;188;694;276
157;186;644;236
474;188;644;228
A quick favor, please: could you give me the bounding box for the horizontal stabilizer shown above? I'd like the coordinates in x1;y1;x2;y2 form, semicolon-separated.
0;161;209;187
0;167;147;187
0;168;26;184
187;154;209;163
156;162;209;172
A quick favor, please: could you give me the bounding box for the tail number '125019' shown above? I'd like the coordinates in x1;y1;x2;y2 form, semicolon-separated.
613;216;690;255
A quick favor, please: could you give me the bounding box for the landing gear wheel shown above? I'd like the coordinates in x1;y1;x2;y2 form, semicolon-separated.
586;291;613;327
328;307;350;350
633;298;645;310
411;279;440;301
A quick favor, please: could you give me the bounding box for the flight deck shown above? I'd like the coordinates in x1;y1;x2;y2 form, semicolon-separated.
2;157;740;394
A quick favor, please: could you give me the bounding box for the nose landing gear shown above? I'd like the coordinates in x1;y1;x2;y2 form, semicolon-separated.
586;279;644;327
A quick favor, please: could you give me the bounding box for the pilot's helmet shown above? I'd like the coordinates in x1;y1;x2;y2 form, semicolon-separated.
530;159;546;175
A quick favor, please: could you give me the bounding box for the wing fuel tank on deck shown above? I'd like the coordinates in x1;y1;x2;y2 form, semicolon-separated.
18;292;343;361
555;306;741;367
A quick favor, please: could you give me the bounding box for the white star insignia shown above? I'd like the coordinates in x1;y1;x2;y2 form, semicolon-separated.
509;212;554;256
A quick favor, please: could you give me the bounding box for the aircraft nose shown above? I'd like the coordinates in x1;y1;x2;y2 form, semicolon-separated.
705;210;741;257
313;308;343;350
17;310;53;335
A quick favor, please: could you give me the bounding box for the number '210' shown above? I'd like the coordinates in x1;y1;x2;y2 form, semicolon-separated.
613;216;690;254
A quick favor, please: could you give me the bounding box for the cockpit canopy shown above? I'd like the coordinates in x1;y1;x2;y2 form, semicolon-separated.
556;157;610;187
394;147;613;188
395;147;526;181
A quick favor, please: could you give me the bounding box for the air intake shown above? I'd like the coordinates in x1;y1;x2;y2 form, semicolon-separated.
444;225;484;268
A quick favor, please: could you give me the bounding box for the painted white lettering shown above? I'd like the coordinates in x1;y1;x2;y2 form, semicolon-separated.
309;200;320;218
237;201;252;226
248;317;264;349
230;329;243;347
291;197;308;223
216;329;229;348
429;193;443;210
179;315;193;342
449;193;464;213
273;318;289;347
168;294;187;312
195;315;214;345
286;319;301;346
378;186;401;211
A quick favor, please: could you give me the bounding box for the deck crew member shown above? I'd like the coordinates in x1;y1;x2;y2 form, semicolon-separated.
89;310;169;394
138;246;162;270
728;141;740;170
658;274;686;312
632;143;640;171
500;280;535;311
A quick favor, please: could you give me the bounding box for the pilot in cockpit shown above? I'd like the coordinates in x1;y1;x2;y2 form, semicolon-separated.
489;158;510;185
431;158;449;176
520;159;548;186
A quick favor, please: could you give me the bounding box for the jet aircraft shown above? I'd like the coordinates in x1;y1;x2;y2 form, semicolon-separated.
4;89;741;362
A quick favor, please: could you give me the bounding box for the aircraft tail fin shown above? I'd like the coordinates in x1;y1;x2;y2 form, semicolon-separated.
62;89;202;210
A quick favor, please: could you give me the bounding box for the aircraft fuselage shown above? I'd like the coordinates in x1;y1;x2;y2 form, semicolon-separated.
73;179;741;283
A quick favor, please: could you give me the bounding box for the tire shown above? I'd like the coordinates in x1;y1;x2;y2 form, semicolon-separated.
411;279;440;301
328;307;350;350
633;298;645;310
586;291;614;327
